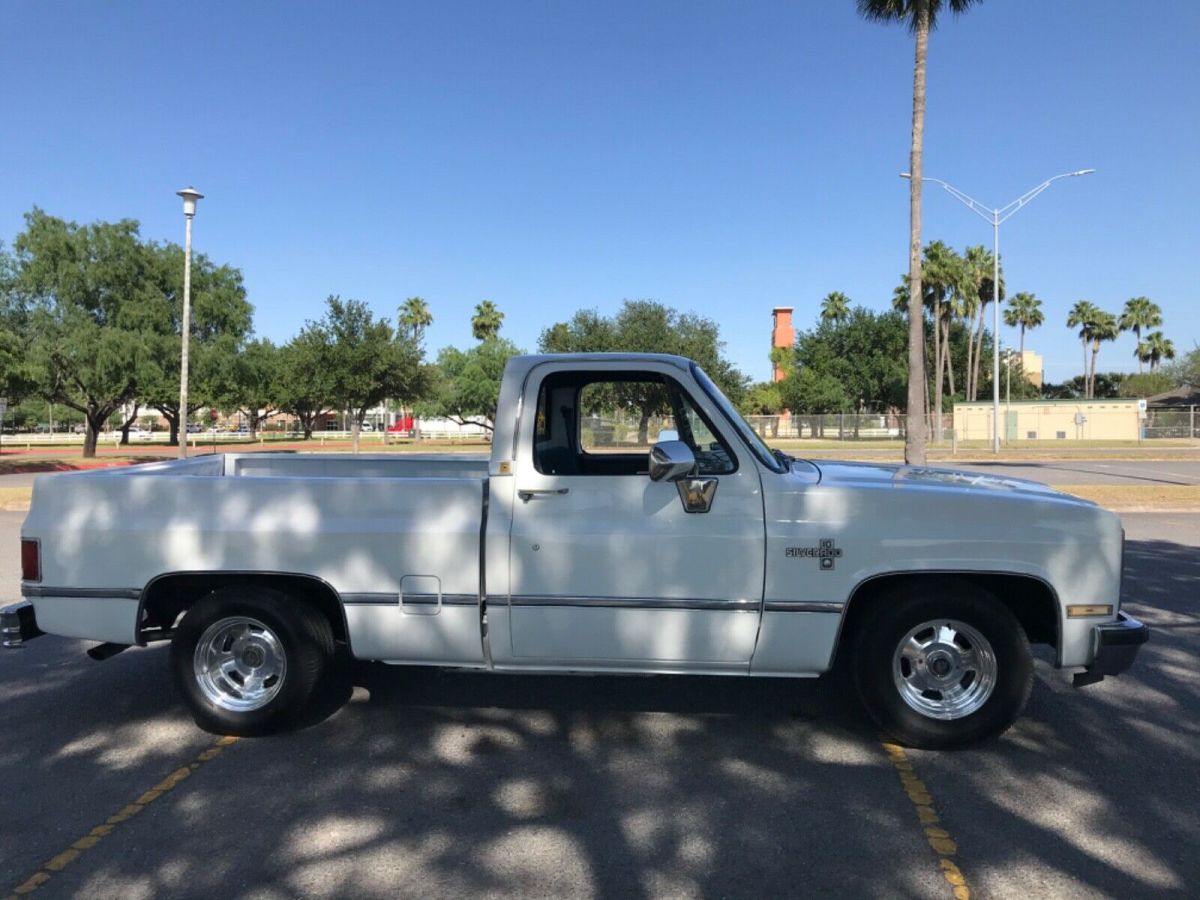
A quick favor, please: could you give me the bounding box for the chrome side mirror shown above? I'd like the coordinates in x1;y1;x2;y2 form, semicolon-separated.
648;440;696;482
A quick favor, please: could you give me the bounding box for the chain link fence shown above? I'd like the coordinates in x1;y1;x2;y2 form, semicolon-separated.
1144;407;1199;439
744;413;940;441
746;407;1198;442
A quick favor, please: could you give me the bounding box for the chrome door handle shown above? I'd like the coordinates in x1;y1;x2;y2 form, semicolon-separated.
518;488;570;501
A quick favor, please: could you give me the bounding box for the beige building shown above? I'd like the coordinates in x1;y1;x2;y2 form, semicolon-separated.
953;399;1141;442
1018;350;1043;388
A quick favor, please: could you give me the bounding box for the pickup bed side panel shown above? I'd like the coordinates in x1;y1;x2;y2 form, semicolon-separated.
22;466;487;665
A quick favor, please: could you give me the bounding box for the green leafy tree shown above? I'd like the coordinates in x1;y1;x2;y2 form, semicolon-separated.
220;338;281;438
779;368;849;437
1163;344;1199;387
1117;372;1175;398
1042;372;1125;400
312;296;428;452
12;209;163;457
791;307;909;414
1003;291;1044;356
277;328;335;439
0;244;36;404
471;300;504;341
858;0;983;465
740;381;785;438
422;337;523;431
398;296;434;345
820;292;851;325
140;242;253;444
1118;297;1162;373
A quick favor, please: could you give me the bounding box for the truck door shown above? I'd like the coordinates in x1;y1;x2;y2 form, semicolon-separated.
505;363;765;669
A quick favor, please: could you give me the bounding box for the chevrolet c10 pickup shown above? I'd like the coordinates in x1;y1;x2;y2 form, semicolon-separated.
7;353;1148;748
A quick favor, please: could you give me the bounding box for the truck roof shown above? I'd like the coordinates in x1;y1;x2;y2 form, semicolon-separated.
504;352;693;379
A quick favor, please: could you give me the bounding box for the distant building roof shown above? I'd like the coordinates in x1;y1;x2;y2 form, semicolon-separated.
1147;385;1200;408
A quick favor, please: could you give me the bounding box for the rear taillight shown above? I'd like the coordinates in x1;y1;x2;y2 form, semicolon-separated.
21;539;40;582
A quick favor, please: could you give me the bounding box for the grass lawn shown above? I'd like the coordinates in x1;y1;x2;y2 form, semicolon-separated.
1053;484;1200;510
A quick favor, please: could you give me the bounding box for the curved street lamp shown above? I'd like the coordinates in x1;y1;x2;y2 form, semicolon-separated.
901;169;1093;452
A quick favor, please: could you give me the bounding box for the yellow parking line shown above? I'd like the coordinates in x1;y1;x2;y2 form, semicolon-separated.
5;735;238;898
881;739;971;900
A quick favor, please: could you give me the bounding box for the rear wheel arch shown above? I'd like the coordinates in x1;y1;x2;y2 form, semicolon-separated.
138;572;348;648
832;571;1060;671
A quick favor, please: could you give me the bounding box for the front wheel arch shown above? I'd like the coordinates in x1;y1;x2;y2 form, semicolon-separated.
831;571;1059;672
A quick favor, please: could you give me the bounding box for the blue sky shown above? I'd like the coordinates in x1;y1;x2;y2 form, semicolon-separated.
3;0;1197;384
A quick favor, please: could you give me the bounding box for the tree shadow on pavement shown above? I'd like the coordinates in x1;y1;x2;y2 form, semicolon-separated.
2;537;1197;899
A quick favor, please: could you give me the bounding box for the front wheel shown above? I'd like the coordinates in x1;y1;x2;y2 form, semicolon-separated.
170;586;334;736
853;581;1033;749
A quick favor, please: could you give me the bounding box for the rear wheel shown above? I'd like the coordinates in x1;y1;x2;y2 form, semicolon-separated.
170;586;333;736
853;581;1033;749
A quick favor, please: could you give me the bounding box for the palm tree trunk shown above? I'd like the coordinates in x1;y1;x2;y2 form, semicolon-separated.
1082;338;1089;399
904;5;930;463
1135;326;1143;373
1090;341;1100;400
972;305;987;402
933;306;943;440
1019;324;1025;357
965;310;976;402
943;317;955;397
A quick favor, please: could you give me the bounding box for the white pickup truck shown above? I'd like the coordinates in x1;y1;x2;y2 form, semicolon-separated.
8;353;1147;748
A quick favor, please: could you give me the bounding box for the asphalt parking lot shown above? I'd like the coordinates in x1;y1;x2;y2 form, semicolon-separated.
1;505;1197;897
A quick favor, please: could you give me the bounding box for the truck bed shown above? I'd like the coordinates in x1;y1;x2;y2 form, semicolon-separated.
23;454;489;665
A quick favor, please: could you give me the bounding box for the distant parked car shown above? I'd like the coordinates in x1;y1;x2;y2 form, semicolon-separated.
360;422;374;432
186;424;202;434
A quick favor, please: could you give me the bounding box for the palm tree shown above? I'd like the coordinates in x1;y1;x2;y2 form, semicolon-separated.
471;300;504;341
1118;296;1163;373
1143;331;1176;372
922;241;965;426
1087;310;1119;399
962;244;1000;401
820;291;851;325
398;297;433;345
859;0;983;463
1066;300;1100;398
1003;292;1044;357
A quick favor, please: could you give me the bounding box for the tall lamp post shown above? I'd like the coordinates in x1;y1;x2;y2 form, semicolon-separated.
901;169;1093;453
176;187;203;459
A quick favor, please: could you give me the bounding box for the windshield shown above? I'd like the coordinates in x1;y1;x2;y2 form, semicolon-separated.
691;363;786;474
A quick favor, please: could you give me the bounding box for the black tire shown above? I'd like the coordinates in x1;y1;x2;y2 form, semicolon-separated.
852;579;1033;750
170;585;334;736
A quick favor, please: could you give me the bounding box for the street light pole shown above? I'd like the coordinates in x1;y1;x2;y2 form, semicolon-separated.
176;187;203;459
901;169;1093;452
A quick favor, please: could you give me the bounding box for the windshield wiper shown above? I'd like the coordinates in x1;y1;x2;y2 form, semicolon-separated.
772;448;795;468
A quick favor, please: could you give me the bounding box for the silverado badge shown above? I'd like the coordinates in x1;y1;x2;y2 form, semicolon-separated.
786;539;843;570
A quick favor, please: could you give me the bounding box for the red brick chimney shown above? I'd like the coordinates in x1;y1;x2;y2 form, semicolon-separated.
771;307;794;382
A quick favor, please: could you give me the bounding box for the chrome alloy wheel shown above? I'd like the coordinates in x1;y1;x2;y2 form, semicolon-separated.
892;619;997;720
193;616;287;712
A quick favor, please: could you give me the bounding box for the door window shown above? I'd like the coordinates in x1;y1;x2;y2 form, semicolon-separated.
533;371;735;476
